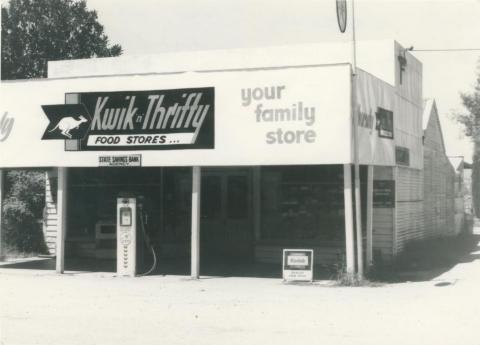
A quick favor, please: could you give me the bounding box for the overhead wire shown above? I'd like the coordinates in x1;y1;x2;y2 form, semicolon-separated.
411;48;480;52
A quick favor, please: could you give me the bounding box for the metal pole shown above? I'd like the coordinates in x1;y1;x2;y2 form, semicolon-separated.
350;0;364;279
191;166;201;279
56;167;68;274
343;164;355;275
366;165;373;268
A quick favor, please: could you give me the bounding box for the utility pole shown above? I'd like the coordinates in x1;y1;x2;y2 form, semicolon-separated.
349;0;364;279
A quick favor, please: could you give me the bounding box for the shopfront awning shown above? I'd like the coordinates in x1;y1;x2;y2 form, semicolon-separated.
0;63;395;168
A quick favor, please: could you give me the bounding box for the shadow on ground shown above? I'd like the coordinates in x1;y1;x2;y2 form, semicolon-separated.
3;233;478;283
0;255;337;280
370;233;480;283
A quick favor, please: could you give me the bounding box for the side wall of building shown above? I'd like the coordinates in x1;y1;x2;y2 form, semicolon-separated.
394;166;424;253
452;165;464;235
423;104;456;240
391;42;425;255
42;170;58;255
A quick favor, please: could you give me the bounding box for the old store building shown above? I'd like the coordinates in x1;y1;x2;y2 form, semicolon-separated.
0;40;463;278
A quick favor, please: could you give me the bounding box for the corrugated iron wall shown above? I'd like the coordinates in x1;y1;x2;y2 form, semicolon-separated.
395;167;424;253
372;166;394;261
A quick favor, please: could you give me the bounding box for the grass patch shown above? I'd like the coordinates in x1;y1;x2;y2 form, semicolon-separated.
329;259;383;287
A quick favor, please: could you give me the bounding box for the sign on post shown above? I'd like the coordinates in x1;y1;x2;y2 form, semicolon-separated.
98;154;142;167
282;249;314;282
373;180;395;208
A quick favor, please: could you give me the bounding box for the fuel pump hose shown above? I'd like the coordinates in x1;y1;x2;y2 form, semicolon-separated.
137;206;158;276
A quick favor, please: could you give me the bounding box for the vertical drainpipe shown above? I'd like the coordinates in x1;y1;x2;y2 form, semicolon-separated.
191;166;201;279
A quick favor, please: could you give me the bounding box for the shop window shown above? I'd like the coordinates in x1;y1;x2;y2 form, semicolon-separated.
227;175;248;219
260;165;345;243
201;175;222;220
376;107;394;139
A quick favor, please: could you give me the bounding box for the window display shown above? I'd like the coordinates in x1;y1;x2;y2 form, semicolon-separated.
261;165;345;243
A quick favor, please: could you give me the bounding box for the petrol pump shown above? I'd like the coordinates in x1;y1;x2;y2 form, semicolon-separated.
116;195;157;277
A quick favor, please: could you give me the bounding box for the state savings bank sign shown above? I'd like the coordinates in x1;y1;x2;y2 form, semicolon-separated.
41;87;215;151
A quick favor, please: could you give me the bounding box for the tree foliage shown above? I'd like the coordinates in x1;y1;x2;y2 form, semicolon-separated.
453;60;480;216
1;0;122;80
3;170;47;254
1;0;123;255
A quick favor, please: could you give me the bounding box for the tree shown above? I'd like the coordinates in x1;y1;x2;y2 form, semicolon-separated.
453;60;480;217
1;0;122;80
1;0;122;255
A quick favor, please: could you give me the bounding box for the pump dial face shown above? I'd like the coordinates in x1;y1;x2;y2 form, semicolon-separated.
336;0;347;33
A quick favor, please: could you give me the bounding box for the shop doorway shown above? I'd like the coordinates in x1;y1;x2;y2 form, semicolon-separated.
201;169;253;262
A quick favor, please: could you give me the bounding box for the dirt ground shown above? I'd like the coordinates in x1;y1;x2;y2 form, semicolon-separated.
1;229;480;345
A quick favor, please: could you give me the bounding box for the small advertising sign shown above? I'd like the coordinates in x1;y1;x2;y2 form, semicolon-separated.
376;107;394;139
373;180;395;208
98;154;142;167
282;249;314;282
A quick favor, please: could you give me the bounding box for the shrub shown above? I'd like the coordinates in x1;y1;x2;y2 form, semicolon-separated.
2;169;47;255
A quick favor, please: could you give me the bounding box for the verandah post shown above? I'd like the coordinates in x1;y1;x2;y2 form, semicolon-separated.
343;164;356;275
56;167;68;273
191;166;201;279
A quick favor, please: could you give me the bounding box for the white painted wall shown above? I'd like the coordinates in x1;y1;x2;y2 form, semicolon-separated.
48;40;398;84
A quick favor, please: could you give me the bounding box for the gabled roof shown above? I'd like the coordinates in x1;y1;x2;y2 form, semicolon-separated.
422;98;447;154
422;99;434;130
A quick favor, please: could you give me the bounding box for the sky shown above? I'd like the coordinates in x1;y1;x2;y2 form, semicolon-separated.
85;0;479;160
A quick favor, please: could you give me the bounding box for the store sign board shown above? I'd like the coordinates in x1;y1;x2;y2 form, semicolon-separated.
373;180;395;208
98;154;142;167
0;64;352;167
282;249;314;282
41;88;215;150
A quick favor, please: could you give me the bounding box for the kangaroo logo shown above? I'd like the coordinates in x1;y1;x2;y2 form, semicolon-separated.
41;104;91;141
49;115;88;139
